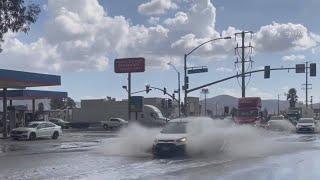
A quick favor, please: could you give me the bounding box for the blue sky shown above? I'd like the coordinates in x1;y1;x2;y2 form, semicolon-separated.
1;0;319;103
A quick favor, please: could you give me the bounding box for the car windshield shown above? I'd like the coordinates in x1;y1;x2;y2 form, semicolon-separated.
161;122;186;134
27;123;39;128
238;110;258;117
299;119;314;123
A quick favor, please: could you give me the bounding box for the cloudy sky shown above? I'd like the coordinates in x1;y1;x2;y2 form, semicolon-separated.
1;0;320;103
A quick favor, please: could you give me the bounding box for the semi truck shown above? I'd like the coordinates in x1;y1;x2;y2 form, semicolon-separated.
234;97;262;124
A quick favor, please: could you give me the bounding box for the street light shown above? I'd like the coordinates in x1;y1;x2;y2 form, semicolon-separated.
183;36;232;116
168;62;181;117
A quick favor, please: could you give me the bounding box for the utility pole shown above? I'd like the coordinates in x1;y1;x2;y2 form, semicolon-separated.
306;61;308;108
184;54;188;116
235;31;253;97
183;37;231;116
241;32;245;97
277;94;280;115
128;73;131;120
201;88;209;116
168;62;181;117
2;88;7;138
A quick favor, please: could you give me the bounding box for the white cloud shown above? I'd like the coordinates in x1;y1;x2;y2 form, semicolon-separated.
164;11;188;26
148;16;160;25
282;54;305;62
1;0;319;74
138;0;178;15
255;22;317;52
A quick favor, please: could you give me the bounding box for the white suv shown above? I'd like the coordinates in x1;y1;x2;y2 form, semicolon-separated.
296;118;316;133
152;119;187;157
10;121;62;140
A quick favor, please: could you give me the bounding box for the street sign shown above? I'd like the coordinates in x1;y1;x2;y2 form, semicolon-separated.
114;57;145;73
188;67;208;74
130;96;144;112
296;64;305;73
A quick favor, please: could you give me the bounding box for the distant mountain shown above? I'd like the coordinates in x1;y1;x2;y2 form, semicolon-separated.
200;95;291;115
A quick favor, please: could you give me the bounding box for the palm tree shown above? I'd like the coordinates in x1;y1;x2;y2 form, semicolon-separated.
287;88;298;108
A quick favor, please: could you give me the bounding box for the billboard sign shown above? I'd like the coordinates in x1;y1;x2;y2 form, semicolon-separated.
114;57;145;73
130;96;144;112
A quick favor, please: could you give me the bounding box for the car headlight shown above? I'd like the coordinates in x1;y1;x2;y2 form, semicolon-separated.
177;137;187;143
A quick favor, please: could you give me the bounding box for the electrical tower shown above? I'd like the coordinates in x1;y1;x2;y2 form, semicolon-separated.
234;31;254;97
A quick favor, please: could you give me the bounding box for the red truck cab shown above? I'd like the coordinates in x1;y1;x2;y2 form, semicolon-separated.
235;97;262;124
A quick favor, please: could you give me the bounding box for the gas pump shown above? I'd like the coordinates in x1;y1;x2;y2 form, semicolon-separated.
7;105;27;129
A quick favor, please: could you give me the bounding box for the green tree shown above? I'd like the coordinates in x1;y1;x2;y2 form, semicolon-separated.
50;98;64;110
50;97;77;110
65;97;76;109
1;0;40;137
287;88;298;108
0;0;40;51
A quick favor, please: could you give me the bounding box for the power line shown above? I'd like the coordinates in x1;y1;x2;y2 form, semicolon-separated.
234;31;254;97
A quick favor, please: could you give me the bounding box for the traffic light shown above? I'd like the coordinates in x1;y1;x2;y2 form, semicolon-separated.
264;66;270;79
185;76;189;89
145;85;151;93
172;93;175;100
310;63;316;77
163;87;167;95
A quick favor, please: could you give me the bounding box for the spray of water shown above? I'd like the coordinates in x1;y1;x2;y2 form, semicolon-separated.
96;123;160;157
185;117;304;158
97;117;305;159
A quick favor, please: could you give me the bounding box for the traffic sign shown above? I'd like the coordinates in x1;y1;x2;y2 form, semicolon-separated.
114;57;145;73
130;96;144;112
188;67;208;74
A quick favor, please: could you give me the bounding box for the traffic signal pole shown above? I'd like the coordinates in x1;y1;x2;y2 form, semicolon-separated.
306;62;308;108
184;54;187;116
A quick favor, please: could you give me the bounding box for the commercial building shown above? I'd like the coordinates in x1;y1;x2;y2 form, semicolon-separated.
71;96;200;125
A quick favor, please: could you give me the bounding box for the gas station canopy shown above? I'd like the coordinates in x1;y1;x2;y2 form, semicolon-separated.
0;69;61;88
0;90;67;100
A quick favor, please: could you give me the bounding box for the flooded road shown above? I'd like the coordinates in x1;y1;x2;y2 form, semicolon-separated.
0;127;320;180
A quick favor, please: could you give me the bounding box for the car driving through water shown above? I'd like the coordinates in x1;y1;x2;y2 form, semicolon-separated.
152;118;187;157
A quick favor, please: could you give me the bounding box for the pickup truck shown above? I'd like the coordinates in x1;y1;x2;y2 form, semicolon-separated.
101;118;128;130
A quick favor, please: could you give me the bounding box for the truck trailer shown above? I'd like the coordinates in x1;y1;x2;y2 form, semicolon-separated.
234;97;262;124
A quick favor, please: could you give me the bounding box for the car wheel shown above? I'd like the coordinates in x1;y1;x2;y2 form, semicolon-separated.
29;132;36;141
52;131;59;140
103;124;109;130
